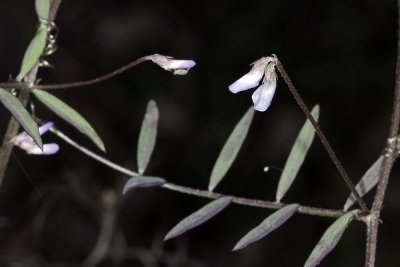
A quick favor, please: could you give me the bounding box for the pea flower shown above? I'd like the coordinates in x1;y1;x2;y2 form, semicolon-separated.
149;54;196;75
229;56;278;112
11;122;59;155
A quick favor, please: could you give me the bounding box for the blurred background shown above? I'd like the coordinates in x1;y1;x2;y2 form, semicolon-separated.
0;0;399;266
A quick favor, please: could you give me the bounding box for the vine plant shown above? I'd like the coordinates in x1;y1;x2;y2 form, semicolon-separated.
0;0;399;266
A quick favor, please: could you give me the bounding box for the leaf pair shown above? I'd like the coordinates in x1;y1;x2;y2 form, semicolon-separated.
0;0;52;148
0;89;106;153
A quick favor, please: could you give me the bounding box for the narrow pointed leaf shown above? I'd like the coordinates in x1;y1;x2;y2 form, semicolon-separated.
276;105;319;202
164;197;233;241
123;176;166;194
304;210;357;267
233;204;299;251
137;100;159;174
343;156;383;211
0;88;42;149
209;108;254;191
33;89;105;151
35;0;51;19
17;26;47;80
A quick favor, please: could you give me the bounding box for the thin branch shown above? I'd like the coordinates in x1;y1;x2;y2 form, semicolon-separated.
365;0;400;265
0;56;152;90
0;0;62;185
50;125;346;219
276;60;368;212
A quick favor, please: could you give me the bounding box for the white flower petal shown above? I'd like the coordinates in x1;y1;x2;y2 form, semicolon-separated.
150;54;196;72
228;69;264;93
165;60;196;70
11;121;59;155
251;80;277;112
29;143;59;155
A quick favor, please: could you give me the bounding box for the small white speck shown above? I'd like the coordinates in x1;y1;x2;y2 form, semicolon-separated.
263;166;269;172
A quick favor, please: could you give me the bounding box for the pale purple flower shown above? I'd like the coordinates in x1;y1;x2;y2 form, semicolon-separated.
229;56;278;112
149;54;196;73
11;122;59;155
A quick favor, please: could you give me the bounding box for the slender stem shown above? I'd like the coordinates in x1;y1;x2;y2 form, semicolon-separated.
276;61;368;212
50;127;138;177
50;124;346;219
0;0;62;186
0;56;152;90
365;0;400;265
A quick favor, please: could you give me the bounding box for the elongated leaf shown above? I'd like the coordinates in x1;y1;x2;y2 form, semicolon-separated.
209;108;254;191
0;88;42;149
233;204;298;251
123;176;166;194
276;105;319;202
164;196;233;241
343;156;383;211
17;26;47;81
137;100;159;174
304;210;357;267
35;0;51;19
33;89;105;151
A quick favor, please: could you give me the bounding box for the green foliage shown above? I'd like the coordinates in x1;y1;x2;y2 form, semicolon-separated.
164;197;233;241
17;26;47;81
0;88;42;149
35;0;51;20
233;204;299;251
137;100;159;174
344;156;383;211
123;176;166;194
304;210;357;267
276;105;319;202
33;89;105;151
209;108;254;191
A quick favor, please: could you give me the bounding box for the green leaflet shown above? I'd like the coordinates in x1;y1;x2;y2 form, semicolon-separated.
33;89;105;152
343;156;383;211
276;105;319;202
17;26;47;81
0;88;42;149
35;0;51;20
304;210;357;267
164;197;233;241
123;176;166;194
208;108;254;191
233;204;299;251
137;100;159;174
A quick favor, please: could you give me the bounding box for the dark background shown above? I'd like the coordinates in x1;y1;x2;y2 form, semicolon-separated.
0;0;399;266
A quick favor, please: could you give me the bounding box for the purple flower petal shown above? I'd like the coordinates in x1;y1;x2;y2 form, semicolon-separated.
251;80;276;112
38;121;54;135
